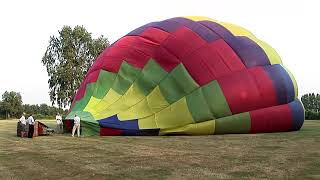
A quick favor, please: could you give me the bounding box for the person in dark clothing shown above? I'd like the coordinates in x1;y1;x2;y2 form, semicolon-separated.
27;114;35;138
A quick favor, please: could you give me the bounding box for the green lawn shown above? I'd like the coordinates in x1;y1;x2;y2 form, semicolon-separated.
0;120;319;180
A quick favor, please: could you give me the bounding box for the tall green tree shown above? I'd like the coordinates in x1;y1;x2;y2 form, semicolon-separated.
1;91;23;118
42;25;109;108
301;93;320;119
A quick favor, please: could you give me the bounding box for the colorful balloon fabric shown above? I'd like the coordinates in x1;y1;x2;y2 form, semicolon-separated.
66;16;304;136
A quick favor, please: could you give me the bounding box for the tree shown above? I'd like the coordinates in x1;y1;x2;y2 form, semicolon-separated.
1;91;23;118
39;104;49;116
0;101;9;119
301;93;320;120
42;25;109;108
22;103;67;119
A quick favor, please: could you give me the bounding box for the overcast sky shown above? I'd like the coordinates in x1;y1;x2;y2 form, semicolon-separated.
0;0;319;105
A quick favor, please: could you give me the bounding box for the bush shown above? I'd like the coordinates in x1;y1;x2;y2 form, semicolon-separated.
305;109;320;120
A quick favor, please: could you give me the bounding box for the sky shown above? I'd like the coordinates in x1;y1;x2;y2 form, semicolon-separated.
0;0;319;105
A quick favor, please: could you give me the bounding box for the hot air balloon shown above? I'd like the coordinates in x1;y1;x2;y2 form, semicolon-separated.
64;16;304;136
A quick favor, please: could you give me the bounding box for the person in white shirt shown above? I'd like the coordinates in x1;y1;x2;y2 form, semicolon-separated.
19;113;27;136
27;114;35;138
72;114;81;137
19;113;27;129
19;113;26;125
56;113;63;133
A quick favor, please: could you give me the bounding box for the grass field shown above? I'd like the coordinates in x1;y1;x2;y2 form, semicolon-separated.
0;120;319;180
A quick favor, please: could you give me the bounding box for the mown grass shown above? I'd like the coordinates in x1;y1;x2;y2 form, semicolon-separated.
0;120;319;180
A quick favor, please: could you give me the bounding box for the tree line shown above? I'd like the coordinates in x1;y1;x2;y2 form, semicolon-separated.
0;91;66;120
301;93;320;120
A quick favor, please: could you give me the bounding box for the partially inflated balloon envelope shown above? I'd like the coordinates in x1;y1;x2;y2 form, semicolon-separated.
65;16;304;136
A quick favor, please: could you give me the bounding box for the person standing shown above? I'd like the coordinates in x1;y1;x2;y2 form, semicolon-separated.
19;113;27;137
19;113;26;129
27;114;35;138
56;113;63;133
72;114;81;137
